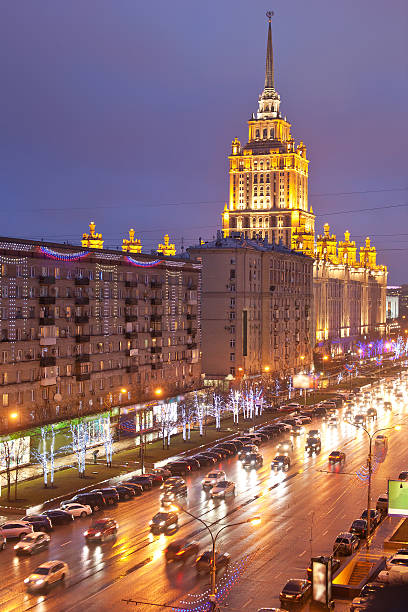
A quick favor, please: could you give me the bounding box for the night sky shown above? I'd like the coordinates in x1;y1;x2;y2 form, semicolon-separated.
0;1;406;282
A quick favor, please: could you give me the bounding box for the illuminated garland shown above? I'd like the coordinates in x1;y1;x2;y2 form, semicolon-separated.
39;246;89;261
126;256;164;268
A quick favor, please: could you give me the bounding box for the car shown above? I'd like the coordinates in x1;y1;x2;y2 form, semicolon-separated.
350;519;371;539
298;415;312;424
143;472;164;485
384;401;392;411
193;454;217;466
305;437;321;454
398;471;408;481
160;478;188;504
14;532;50;555
218;441;240;453
120;482;143;496
149;511;178;535
277;439;293;453
165;540;199;563
354;414;366;426
276;423;292;432
128;475;154;490
92;487;119;505
151;466;172;479
229;439;245;449
361;509;380;527
165;461;191;476
243;433;264;445
113;485;136;501
279;578;311;605
71;491;106;512
291;424;305;436
241;452;263;469
313;406;327;417
62;503;93;518
386;551;408;570
308;429;321;439
202;450;223;461
350;582;386;611
21;515;53;533
210;480;236;498
161;476;187;491
271;455;291;471
179;458;201;472
202;470;226;490
328;451;346;463
195;550;230;573
0;521;33;539
41;510;74;525
212;445;232;458
24;560;69;592
367;407;377;419
238;444;259;459
374;435;388;451
333;532;359;555
84;518;118;542
306;556;341;580
376;493;388;513
328;417;338;427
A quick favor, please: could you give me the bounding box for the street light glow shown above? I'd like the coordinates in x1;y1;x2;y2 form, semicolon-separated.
264;366;270;372
249;516;261;525
154;388;163;396
120;388;127;394
395;425;402;431
9;412;18;420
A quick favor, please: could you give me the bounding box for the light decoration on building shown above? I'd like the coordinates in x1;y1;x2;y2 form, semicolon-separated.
126;256;164;268
39;246;89;261
157;234;176;256
122;229;142;254
81;221;103;249
96;264;118;336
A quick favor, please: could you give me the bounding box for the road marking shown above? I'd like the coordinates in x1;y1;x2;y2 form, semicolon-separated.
242;598;253;608
60;540;71;547
298;549;307;557
322;529;329;536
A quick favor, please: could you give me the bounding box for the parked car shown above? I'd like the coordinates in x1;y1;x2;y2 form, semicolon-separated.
195;551;230;573
212;445;232;458
328;451;346;463
271;455;291;471
202;470;226;490
333;532;359;555
210;480;236;498
361;509;381;527
61;502;93;518
24;560;69;592
71;492;106;512
279;578;311;605
14;532;50;555
165;540;199;563
194;454;217;466
350;519;371;539
376;493;388;513
149;511;178;535
386;550;408;570
120;482;143;496
143;472;164;485
398;471;408;481
113;485;136;501
350;582;386;612
91;488;119;506
0;521;33;539
128;475;153;490
41;510;74;526
21;515;53;533
84;518;118;542
165;462;191;477
151;467;171;479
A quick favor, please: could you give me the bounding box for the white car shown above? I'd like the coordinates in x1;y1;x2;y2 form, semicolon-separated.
210;481;236;499
152;467;172;479
14;532;50;555
244;434;263;445
386;551;408;570
63;503;92;518
202;470;226;490
0;521;33;539
24;560;69;592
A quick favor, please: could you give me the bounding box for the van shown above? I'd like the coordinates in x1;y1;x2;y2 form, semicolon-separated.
72;492;106;512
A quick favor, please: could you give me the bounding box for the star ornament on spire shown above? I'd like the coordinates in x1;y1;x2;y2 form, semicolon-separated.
266;10;274;22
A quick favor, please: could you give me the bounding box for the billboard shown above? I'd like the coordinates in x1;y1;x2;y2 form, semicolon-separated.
293;374;313;389
312;557;332;605
388;480;408;516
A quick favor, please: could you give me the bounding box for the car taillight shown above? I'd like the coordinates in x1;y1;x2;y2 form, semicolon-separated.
195;556;201;562
176;550;184;555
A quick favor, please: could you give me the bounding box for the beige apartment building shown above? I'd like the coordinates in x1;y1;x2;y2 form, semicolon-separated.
189;233;313;382
0;234;200;433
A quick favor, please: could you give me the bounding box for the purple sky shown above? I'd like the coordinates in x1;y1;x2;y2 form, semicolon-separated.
0;1;407;282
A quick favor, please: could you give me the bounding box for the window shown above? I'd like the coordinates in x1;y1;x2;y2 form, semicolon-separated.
230;339;236;348
230;367;235;376
230;353;235;362
2;393;9;407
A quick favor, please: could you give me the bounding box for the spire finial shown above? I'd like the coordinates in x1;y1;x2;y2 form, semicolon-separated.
265;11;275;89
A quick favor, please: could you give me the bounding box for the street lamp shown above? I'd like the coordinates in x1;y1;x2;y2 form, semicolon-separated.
345;421;402;548
173;505;260;609
154;387;163;397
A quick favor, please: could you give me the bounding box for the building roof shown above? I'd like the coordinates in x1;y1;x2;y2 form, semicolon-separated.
189;231;312;259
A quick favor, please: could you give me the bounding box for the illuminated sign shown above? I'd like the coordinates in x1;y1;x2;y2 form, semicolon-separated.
388;480;408;516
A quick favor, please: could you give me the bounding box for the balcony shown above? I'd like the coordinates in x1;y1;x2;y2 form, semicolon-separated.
125;297;138;305
150;298;162;306
75;354;90;363
75;296;89;305
150;346;162;354
150;331;162;338
150;314;162;322
76;372;91;381
75;277;90;286
125;331;138;339
39;275;56;285
40;376;57;386
152;362;163;370
126;365;139;373
39;317;55;326
39;296;56;305
125;314;138;322
75;315;89;324
40;337;57;346
40;356;56;367
75;334;90;343
125;348;138;357
125;280;138;287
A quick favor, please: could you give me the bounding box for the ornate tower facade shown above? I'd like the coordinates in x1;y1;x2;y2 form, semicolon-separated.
222;13;315;252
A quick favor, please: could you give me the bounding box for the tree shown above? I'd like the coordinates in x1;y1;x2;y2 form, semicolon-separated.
229;389;241;424
32;425;59;488
100;416;113;467
211;394;224;431
157;403;178;449
70;422;89;478
193;392;205;436
0;436;28;501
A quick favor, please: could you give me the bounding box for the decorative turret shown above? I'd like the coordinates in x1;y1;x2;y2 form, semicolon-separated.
231;138;241;156
81;221;103;249
122;229;142;253
157;234;176;256
316;223;338;263
338;230;357;265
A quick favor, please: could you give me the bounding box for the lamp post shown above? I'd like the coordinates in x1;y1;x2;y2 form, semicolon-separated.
174;505;260;610
345;421;401;548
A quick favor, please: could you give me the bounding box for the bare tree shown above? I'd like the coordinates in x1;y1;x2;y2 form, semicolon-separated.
0;436;28;501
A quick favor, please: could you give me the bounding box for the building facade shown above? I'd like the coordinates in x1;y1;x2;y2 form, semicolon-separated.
0;231;200;433
189;232;313;383
221;14;387;357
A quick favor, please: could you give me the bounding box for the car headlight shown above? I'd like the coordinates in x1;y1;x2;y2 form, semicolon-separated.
14;544;19;550
159;521;165;526
35;579;44;585
149;521;153;525
24;578;29;584
95;532;101;537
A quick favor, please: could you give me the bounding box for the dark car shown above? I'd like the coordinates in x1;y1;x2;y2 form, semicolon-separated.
160;477;187;504
313;406;327;417
328;450;346;463
149;511;178;535
121;482;143;496
84;518;118;542
360;509;380;527
271;455;291;471
218;442;239;454
333;532;359;555
128;475;154;490
181;458;201;471
72;491;106;512
193;454;216;466
242;453;263;469
113;485;136;501
398;471;408;481
165;540;199;563
203;450;223;461
165;462;191;477
41;510;74;526
384;401;392;411
195;550;230;573
350;582;386;612
230;439;245;449
212;445;232;458
306;557;340;581
238;445;259;460
21;515;53;533
143;472;164;485
252;431;269;442
280;579;311;605
367;407;377;419
305;437;321;454
350;519;371;539
92;488;119;506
